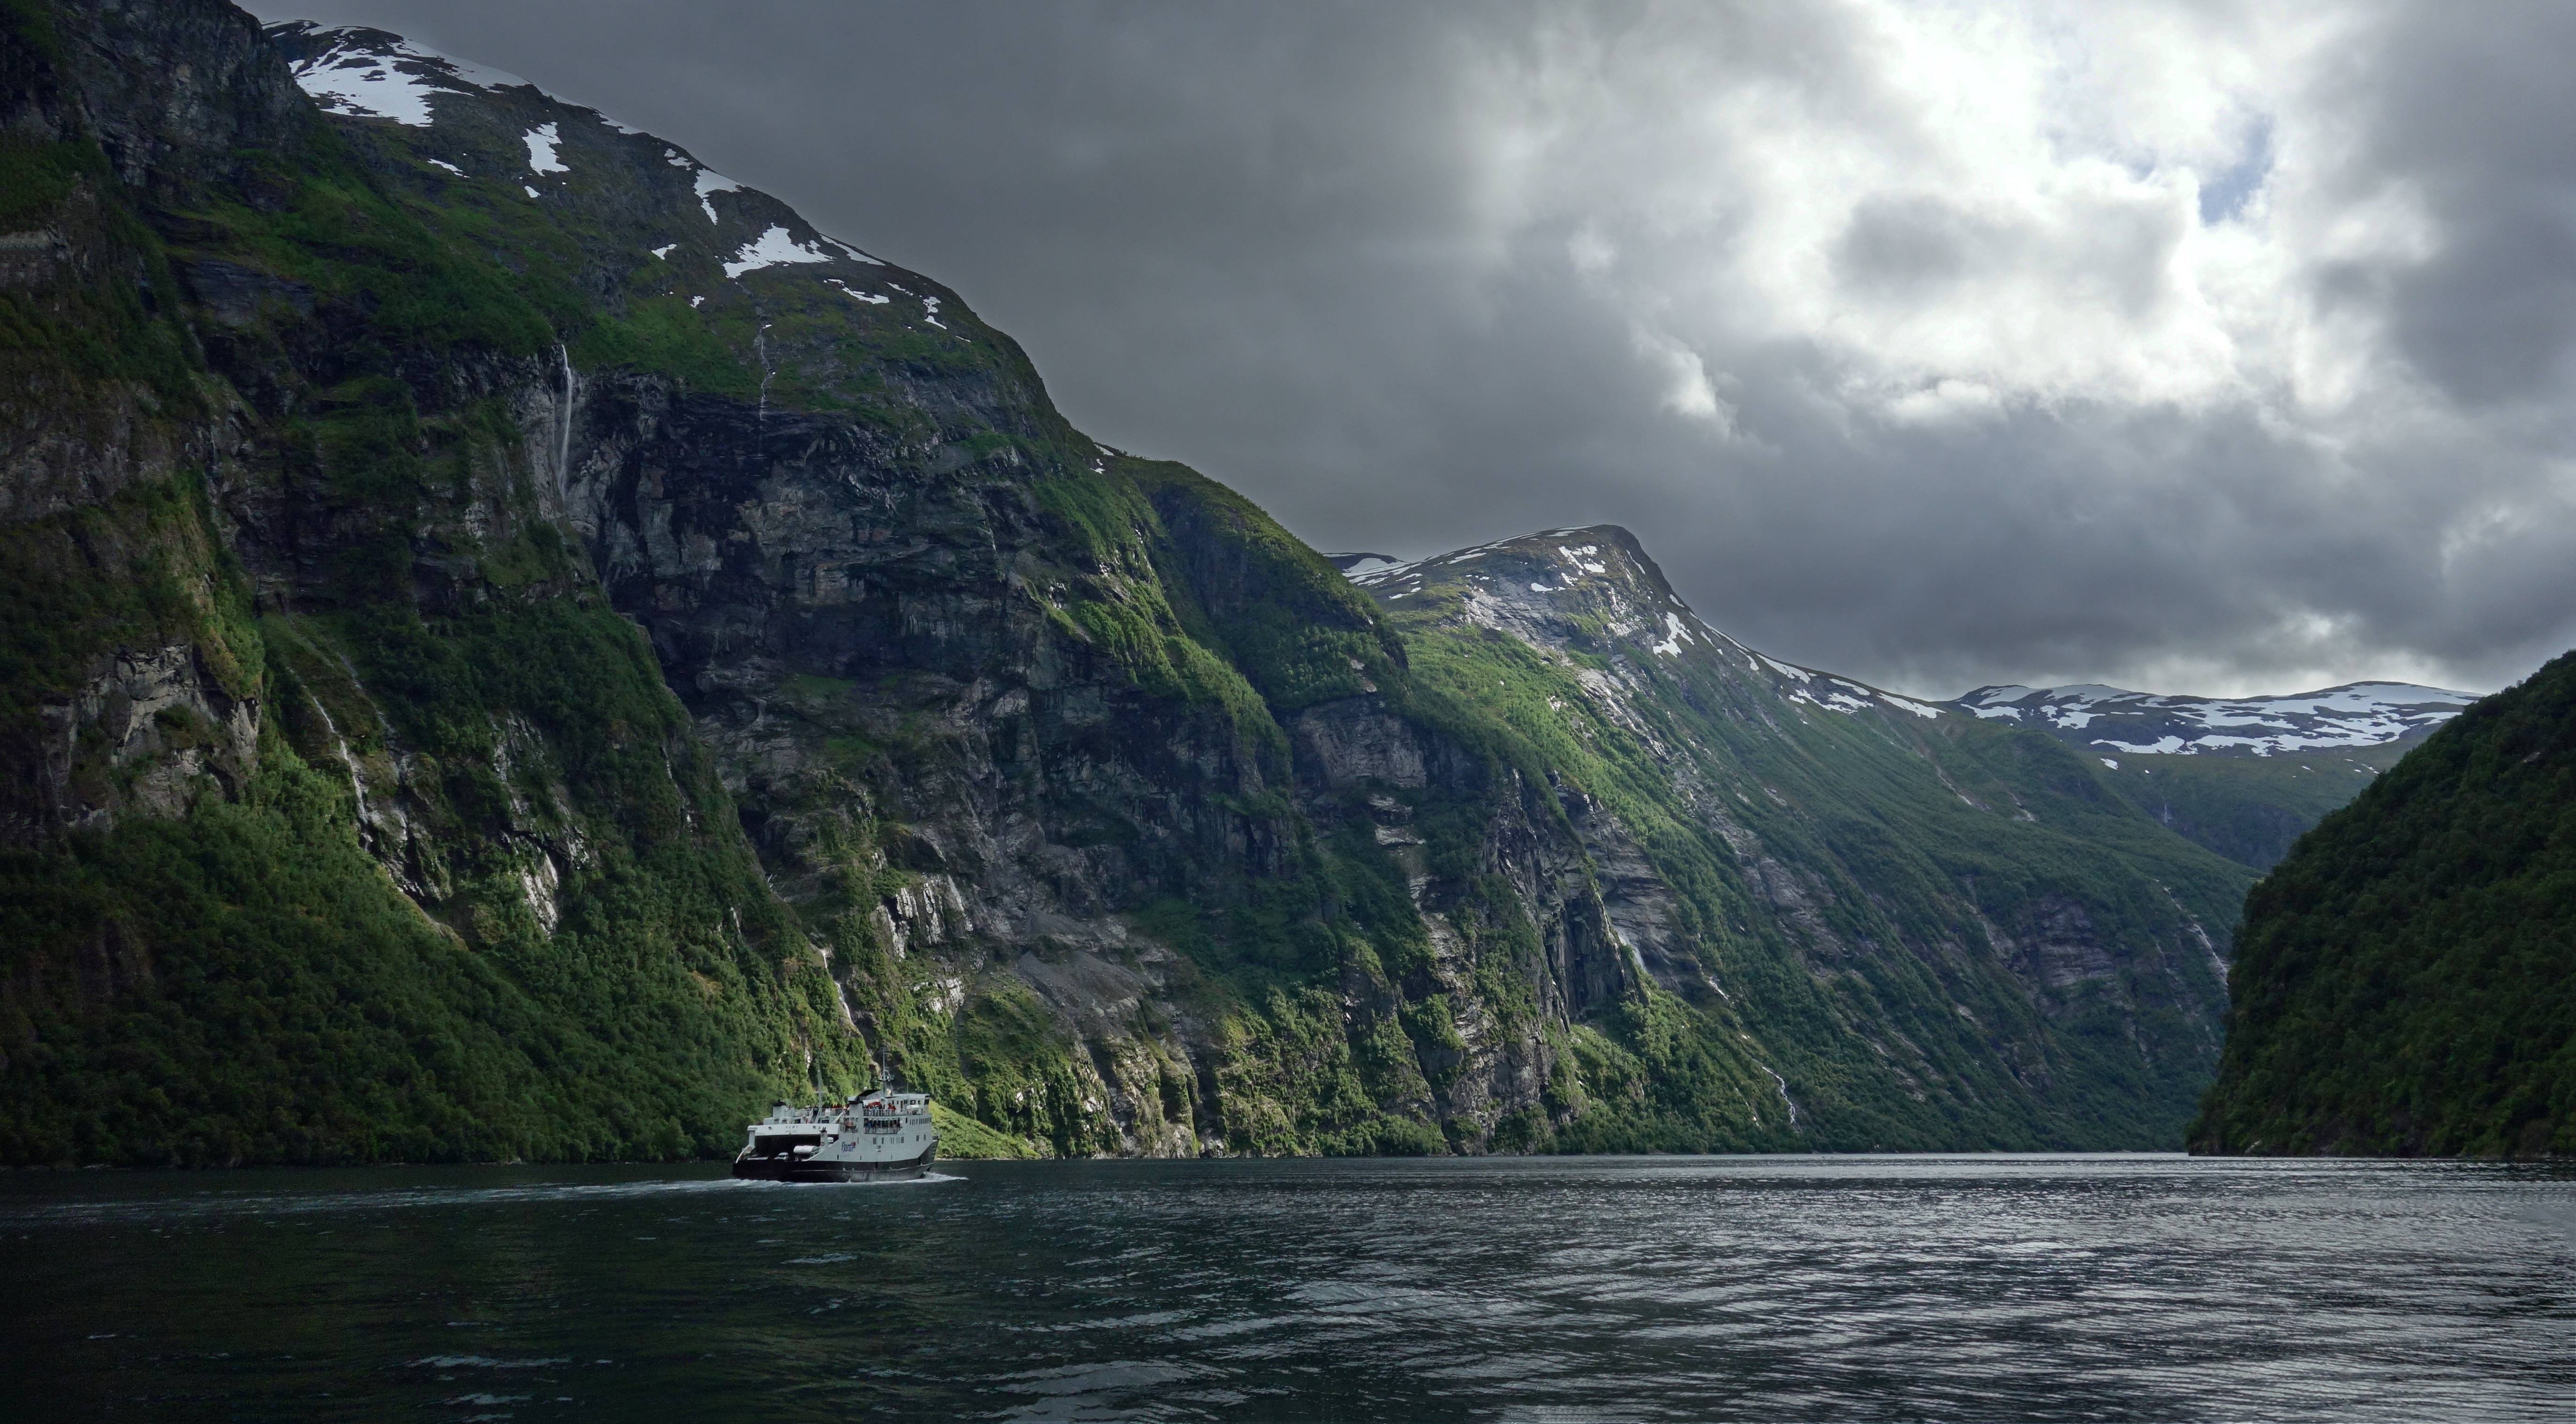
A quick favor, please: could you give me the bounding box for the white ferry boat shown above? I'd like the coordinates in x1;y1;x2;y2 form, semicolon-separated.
732;1088;938;1182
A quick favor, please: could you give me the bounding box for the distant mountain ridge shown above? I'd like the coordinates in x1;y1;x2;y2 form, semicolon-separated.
1340;543;2463;871
1950;682;2476;759
1946;682;2476;869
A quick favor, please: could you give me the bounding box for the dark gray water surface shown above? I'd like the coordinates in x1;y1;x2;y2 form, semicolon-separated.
4;1154;2571;1421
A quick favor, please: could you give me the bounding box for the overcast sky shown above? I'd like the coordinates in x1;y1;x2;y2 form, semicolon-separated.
254;0;2576;698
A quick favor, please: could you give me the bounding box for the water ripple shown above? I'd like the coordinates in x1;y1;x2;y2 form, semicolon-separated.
3;1154;2570;1421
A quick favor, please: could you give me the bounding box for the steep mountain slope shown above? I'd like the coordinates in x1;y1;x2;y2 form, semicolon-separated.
3;3;2264;1164
0;5;1654;1162
0;1;869;1165
1352;530;2258;1147
2190;649;2575;1158
1950;682;2477;868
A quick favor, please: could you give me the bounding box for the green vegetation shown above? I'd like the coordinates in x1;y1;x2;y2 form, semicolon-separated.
0;138;202;403
2095;746;2412;870
1124;458;1401;713
2191;650;2576;1158
0;734;836;1165
195;192;545;356
0;472;257;736
1367;541;2255;1150
0;450;873;1164
0;49;868;1163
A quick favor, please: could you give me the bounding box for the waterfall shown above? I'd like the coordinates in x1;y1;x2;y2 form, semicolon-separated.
754;320;775;432
308;696;374;851
1759;1063;1804;1129
554;341;579;492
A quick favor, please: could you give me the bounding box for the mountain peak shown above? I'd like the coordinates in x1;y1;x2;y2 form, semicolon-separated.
260;21;982;422
1346;524;1669;602
267;23;898;273
268;23;535;127
1355;525;1954;725
1349;525;1696;656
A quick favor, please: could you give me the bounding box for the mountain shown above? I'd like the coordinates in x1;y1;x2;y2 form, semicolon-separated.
1346;530;2258;1147
1949;682;2478;869
1950;682;2475;758
2189;649;2575;1158
2;2;2256;1164
1;3;874;1165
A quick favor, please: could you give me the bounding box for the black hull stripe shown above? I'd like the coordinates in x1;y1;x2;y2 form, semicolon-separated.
731;1145;937;1183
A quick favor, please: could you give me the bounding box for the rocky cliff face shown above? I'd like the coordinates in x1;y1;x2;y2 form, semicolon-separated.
2;2;866;1167
2;4;2261;1164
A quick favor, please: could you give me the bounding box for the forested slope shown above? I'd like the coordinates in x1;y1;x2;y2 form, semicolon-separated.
2191;650;2576;1157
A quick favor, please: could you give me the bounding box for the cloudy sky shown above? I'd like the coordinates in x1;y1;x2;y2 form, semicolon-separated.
257;0;2576;698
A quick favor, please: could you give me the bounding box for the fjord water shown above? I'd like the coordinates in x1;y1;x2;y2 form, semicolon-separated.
4;1156;2569;1421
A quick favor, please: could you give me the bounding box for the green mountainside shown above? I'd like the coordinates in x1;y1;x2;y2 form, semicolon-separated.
2088;748;2411;871
0;2;865;1165
4;1;2260;1165
2190;650;2576;1158
1352;533;2254;1148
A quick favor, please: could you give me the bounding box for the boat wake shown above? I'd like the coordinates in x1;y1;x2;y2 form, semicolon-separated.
4;1165;974;1227
742;1169;966;1189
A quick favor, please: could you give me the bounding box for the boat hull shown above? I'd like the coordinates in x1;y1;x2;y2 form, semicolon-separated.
731;1144;937;1183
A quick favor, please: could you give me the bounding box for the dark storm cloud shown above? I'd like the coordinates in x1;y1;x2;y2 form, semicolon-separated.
251;0;2576;697
2333;2;2576;408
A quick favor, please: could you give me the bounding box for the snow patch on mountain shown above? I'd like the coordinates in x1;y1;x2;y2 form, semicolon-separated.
277;25;897;274
279;25;528;127
1759;656;1811;683
694;168;742;224
522;122;566;174
1329;553;1408;580
723;226;839;280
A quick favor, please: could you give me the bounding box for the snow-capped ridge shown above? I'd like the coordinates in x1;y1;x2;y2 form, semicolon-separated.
273;23;529;127
1948;680;2477;757
1327;553;1406;579
272;23;895;280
